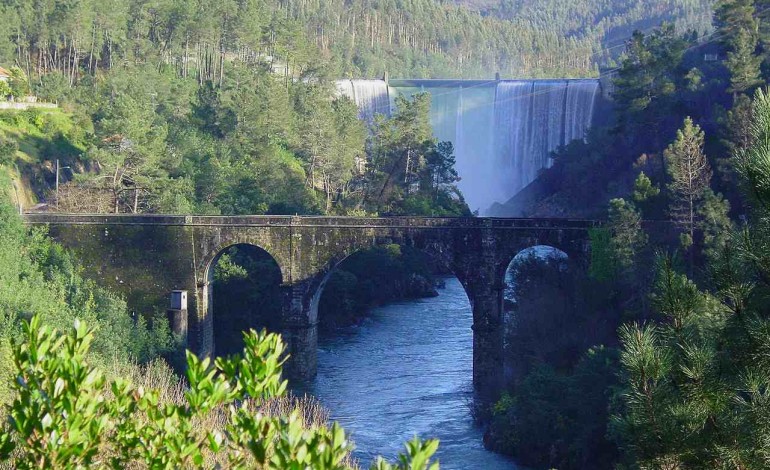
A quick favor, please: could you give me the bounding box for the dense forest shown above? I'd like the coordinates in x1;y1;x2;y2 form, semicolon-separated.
484;0;770;468
0;0;496;219
0;0;717;83
470;0;714;62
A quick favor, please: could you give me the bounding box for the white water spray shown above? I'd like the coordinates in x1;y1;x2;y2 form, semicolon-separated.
336;79;600;213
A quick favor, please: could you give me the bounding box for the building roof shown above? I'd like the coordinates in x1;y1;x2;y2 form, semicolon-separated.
0;66;10;78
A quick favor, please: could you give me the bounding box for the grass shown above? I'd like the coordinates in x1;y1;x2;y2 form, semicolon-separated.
0;107;89;208
101;357;361;469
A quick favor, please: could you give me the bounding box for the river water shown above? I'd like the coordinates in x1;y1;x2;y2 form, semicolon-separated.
299;277;518;469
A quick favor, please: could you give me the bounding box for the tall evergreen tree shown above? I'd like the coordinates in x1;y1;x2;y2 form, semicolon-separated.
608;198;648;273
613;26;688;148
664;117;713;251
716;0;763;94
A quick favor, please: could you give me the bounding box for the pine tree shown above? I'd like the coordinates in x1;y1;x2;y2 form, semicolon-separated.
664;117;713;251
715;0;763;94
633;171;661;203
725;31;763;94
613;26;688;148
736;88;770;208
608;198;648;273
613;88;770;470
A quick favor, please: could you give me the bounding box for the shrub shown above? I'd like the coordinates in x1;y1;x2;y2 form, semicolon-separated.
7;67;30;98
0;132;17;166
35;72;69;103
0;187;174;402
0;80;10;99
0;316;440;469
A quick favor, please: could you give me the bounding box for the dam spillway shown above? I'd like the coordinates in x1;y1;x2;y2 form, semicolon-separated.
335;78;601;214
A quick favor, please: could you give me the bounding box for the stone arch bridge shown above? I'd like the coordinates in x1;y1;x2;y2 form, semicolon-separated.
23;214;599;395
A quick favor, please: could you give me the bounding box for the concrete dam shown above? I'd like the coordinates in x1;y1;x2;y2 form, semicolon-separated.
336;78;603;214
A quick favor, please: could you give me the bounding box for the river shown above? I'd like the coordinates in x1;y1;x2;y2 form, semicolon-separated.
298;277;518;469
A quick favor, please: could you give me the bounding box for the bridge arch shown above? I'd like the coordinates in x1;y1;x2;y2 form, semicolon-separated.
501;245;577;387
495;235;588;289
502;245;570;302
199;240;290;285
200;242;284;357
310;242;475;327
302;239;474;327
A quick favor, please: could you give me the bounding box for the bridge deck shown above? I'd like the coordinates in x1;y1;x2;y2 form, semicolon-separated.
23;213;601;230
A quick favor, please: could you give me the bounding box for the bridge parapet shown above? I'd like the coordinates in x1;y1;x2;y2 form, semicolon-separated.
23;213;601;230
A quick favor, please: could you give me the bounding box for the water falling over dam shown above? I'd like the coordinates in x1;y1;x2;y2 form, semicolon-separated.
336;78;601;214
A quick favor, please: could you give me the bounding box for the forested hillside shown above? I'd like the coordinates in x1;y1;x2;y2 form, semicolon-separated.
0;0;725;217
464;0;714;58
0;0;717;81
0;0;477;217
278;0;596;78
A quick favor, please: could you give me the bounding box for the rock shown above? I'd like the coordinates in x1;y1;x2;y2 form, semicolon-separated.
407;274;439;298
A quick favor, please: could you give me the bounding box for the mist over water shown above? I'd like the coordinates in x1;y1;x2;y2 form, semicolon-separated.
336;79;599;213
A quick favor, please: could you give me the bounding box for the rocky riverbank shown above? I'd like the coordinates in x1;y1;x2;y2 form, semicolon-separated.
318;244;442;331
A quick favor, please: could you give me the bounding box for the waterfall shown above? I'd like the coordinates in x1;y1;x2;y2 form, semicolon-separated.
494;82;534;202
338;78;600;213
527;81;568;184
565;80;600;145
335;79;391;124
454;86;464;177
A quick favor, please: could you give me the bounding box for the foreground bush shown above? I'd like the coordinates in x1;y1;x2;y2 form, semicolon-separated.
0;183;172;406
0;316;439;469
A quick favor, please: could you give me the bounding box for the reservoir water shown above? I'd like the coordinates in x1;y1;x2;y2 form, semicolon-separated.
299;277;518;469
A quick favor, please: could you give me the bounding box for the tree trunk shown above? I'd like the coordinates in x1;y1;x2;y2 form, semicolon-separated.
89;24;96;74
688;195;695;277
113;167;121;214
